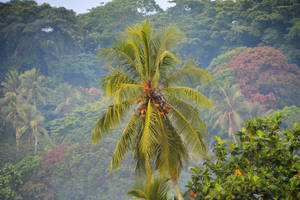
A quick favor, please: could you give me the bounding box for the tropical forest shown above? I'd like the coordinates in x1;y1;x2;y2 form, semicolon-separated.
0;0;300;199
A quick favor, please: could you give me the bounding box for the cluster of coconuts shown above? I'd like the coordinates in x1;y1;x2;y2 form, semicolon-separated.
136;86;170;118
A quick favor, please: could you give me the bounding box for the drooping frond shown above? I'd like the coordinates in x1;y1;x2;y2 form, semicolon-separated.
139;100;160;157
153;112;170;175
91;101;132;144
139;100;162;179
162;60;212;87
101;68;137;96
115;83;144;104
167;104;206;156
155;117;188;178
110;112;143;171
166;96;209;137
162;86;213;108
100;41;144;80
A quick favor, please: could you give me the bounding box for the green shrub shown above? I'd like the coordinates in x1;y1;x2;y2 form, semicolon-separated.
186;115;300;200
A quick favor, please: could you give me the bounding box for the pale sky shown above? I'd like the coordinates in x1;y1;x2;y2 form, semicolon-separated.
0;0;175;13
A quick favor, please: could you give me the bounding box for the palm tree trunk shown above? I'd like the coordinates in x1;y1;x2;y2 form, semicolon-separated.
171;177;184;200
228;112;236;142
34;125;38;155
16;134;20;152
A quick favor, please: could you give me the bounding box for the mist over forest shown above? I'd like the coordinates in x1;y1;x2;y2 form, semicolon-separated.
0;0;300;199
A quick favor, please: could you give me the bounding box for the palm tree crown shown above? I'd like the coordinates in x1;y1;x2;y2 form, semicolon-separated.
91;21;212;200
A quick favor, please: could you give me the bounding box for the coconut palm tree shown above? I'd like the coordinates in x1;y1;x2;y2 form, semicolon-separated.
0;70;22;150
209;84;249;141
1;70;21;94
127;175;171;200
91;21;212;200
19;68;47;107
16;104;52;154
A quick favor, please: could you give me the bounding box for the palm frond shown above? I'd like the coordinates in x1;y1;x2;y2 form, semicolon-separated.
101;68;137;96
232;110;243;131
100;42;144;80
152;50;180;89
1;70;20;94
127;176;170;200
166;96;209;137
115;83;144;104
110;112;143;171
116;41;144;80
127;189;148;199
139;100;162;179
126;20;152;78
148;176;170;200
163;86;213;108
139;100;160;156
162;60;212;87
167;104;206;156
155;117;188;178
158;51;180;79
91;101;132;144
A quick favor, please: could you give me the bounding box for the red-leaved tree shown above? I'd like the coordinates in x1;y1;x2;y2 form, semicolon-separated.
42;143;72;169
227;47;300;109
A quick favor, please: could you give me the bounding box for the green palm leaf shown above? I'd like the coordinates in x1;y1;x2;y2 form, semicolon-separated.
91;101;132;144
110;112;143;171
155;117;188;177
139;101;160;157
166;96;209;137
163;86;213;108
167;104;206;156
115;83;144;104
101;69;137;96
162;60;212;87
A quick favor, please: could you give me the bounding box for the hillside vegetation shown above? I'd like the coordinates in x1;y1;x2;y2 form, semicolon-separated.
0;0;300;199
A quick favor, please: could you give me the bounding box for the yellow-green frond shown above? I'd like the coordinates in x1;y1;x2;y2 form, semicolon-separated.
91;101;132;144
126;20;152;78
115;83;144;104
110;112;143;171
166;96;209;137
139;100;160;157
167;104;206;156
101;70;137;97
155;117;188;178
163;86;213;108
162;60;212;87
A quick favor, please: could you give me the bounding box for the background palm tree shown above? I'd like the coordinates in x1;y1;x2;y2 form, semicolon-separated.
19;68;47;107
1;70;21;94
0;70;22;150
16;104;52;154
91;21;212;200
209;84;249;141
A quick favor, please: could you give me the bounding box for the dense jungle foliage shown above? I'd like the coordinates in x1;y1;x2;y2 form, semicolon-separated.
0;0;300;199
